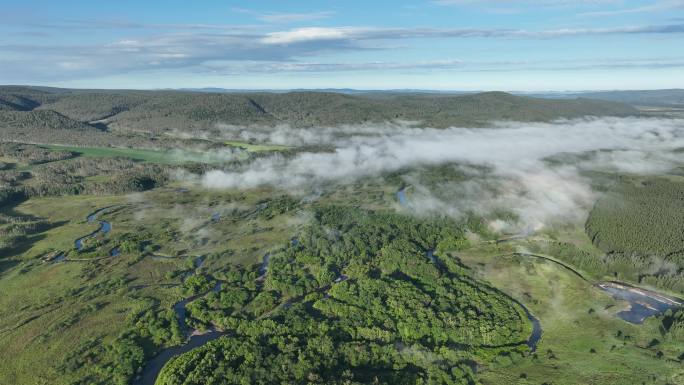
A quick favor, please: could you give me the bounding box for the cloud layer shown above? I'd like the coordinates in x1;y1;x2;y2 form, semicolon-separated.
3;19;684;83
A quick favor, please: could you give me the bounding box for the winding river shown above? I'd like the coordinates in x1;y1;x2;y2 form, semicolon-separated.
46;207;121;262
136;250;279;384
396;187;408;206
133;329;224;385
256;253;270;280
426;249;437;264
134;257;225;385
74;207;115;251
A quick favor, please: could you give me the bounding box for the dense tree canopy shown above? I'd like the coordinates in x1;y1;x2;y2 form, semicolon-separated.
157;207;531;385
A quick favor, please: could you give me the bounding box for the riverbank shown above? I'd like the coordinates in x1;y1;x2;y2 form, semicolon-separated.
134;257;226;385
498;251;683;324
458;247;683;384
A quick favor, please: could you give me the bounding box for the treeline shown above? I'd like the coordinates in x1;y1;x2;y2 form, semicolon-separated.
0;117;188;149
584;177;684;294
0;86;58;111
660;309;684;349
587;177;684;257
35;92;147;122
0;157;169;199
87;91;639;131
0;212;50;250
523;240;684;292
60;297;185;385
28;157;168;196
0;90;210;149
0;142;75;165
0;110;94;131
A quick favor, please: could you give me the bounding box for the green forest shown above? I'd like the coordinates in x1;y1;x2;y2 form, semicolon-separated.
585;176;684;293
157;207;530;385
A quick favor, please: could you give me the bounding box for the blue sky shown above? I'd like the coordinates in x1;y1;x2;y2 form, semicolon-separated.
1;0;683;90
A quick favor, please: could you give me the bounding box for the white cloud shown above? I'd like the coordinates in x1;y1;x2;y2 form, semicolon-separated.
3;21;684;82
262;27;360;44
231;8;334;24
258;11;335;23
260;24;684;45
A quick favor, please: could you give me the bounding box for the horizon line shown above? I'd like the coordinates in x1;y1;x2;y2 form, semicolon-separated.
3;84;684;94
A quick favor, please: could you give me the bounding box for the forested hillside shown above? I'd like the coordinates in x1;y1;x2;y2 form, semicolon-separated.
585;176;684;292
565;89;684;107
0;86;638;138
587;177;684;258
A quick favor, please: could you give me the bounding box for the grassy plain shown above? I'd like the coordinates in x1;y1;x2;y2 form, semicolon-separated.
458;239;684;385
223;140;290;152
42;145;176;163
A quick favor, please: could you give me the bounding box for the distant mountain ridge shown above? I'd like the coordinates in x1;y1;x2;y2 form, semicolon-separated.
168;87;684;107
556;89;684;107
0;86;639;137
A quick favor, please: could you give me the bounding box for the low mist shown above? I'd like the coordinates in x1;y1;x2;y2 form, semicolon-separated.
200;117;684;232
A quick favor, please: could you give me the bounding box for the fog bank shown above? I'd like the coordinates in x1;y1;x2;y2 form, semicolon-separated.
201;117;684;231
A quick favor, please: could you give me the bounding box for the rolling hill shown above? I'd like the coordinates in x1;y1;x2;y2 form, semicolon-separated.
0;86;639;144
548;89;684;107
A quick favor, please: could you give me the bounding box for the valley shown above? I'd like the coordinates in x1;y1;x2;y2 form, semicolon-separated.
0;87;683;385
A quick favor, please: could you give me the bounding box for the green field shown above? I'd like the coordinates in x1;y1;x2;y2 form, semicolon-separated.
41;144;204;164
223;140;290;152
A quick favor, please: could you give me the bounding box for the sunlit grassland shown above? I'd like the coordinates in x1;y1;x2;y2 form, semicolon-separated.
10;195;127;257
539;224;602;256
42;144;177;163
0;252;197;384
2;265;136;380
0;156;16;165
113;185;301;265
457;240;684;385
0;193;182;384
0;184;308;384
39;144;247;165
224;140;290;152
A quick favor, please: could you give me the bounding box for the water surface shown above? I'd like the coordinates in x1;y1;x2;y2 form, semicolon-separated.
598;282;683;324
